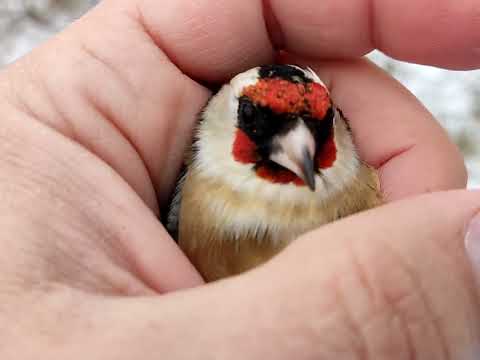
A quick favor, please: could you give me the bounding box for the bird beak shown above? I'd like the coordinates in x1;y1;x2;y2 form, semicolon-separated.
269;119;317;191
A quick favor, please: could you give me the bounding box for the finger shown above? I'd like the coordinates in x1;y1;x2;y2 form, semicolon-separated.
0;107;204;294
37;190;480;359
134;0;274;81
267;190;480;359
267;0;480;69
265;192;480;359
135;0;480;76
288;56;467;200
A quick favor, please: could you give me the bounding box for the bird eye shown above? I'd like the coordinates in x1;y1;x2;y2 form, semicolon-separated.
238;96;256;121
238;96;259;135
237;96;278;142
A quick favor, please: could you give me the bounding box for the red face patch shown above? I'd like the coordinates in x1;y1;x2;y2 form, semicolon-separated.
231;77;337;187
232;129;257;164
316;134;337;169
242;78;331;120
256;165;305;186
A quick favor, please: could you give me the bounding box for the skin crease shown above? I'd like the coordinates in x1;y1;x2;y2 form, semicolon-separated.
0;0;479;358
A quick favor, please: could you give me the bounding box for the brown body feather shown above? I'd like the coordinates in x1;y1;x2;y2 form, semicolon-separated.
177;163;381;282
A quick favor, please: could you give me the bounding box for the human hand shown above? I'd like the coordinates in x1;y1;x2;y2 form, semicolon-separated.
0;0;478;358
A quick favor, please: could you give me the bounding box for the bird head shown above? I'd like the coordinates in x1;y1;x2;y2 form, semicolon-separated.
195;64;358;200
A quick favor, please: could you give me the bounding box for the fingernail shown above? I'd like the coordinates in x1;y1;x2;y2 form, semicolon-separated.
465;213;480;279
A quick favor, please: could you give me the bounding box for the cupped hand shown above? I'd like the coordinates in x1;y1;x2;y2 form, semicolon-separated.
0;0;478;358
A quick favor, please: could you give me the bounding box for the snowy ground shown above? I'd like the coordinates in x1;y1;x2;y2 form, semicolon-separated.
1;1;479;187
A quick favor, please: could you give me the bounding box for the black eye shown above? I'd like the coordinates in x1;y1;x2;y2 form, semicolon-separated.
238;96;256;124
242;100;255;118
238;96;259;137
237;96;279;144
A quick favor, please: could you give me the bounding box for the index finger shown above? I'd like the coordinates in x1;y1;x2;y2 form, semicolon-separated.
135;0;480;84
266;0;480;69
299;57;468;200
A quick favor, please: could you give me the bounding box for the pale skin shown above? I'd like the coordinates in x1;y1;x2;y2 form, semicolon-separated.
0;0;479;358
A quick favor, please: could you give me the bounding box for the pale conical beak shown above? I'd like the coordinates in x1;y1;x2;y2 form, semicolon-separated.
269;119;317;191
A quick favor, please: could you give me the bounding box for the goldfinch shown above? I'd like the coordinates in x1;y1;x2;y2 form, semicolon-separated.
168;64;382;281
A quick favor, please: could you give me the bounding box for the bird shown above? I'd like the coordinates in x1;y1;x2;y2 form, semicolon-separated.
167;64;382;282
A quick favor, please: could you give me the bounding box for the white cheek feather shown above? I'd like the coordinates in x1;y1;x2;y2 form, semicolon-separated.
193;66;361;236
230;67;261;97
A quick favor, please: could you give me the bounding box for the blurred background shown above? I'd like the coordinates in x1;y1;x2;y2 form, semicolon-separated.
1;0;479;187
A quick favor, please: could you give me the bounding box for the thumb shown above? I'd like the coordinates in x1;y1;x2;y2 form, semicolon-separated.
39;190;479;359
265;189;480;359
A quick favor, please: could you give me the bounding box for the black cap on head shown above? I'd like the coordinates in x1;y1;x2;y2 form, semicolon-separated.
258;64;312;83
